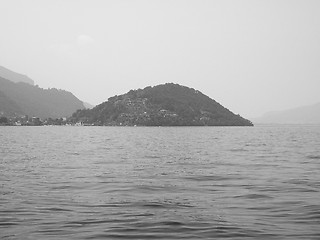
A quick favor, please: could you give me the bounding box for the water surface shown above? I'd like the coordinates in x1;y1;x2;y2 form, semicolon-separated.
1;125;320;239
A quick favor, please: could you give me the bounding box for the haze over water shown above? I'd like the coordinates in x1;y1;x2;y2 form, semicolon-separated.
1;125;320;239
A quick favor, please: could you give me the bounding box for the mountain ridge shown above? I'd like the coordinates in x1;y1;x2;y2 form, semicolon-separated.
253;102;320;124
0;65;34;85
0;76;85;119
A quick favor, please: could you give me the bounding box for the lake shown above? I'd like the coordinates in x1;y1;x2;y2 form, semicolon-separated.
1;125;320;239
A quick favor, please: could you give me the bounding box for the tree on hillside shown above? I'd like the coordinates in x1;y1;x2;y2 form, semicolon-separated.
0;116;8;124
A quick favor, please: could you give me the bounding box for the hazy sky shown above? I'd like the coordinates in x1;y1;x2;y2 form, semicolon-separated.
1;0;320;118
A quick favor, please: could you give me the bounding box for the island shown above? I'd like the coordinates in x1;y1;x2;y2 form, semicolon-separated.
69;83;253;126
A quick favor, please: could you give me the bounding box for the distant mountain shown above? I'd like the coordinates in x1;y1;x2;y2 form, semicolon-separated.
253;103;320;124
83;102;95;109
70;83;253;126
0;76;85;119
0;65;34;85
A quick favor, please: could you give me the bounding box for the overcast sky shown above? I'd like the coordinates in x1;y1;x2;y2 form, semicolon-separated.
1;0;319;118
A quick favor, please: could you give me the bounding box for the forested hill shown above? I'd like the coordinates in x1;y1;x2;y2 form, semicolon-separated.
0;76;85;119
71;83;253;126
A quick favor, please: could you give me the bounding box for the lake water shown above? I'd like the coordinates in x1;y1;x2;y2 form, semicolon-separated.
1;125;320;239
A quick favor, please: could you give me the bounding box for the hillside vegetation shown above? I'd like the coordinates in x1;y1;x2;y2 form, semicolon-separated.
71;83;253;126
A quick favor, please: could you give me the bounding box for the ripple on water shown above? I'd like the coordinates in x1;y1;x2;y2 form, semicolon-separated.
1;125;320;239
306;155;320;159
